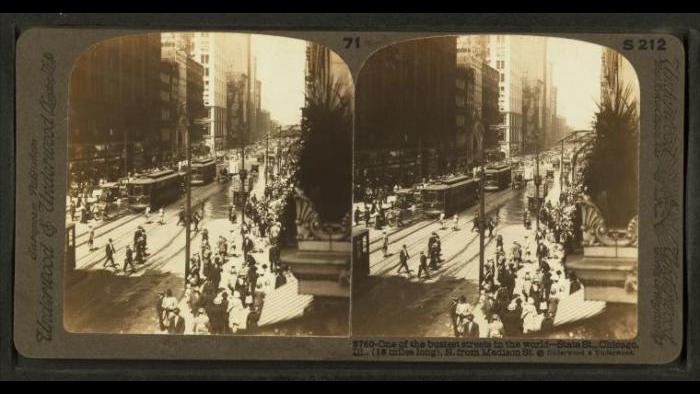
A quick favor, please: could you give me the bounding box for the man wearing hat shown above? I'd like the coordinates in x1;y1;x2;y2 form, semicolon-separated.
177;205;186;226
168;308;186;334
397;244;411;275
382;231;389;257
103;238;116;269
123;244;135;273
418;251;430;279
155;291;166;331
464;313;480;338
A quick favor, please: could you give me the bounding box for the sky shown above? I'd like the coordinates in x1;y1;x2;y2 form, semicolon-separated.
239;34;604;130
547;37;602;130
250;34;307;127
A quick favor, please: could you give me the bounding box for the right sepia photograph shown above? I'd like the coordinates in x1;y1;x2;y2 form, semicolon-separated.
351;35;639;339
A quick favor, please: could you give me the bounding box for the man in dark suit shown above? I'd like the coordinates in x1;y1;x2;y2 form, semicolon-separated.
418;251;430;279
103;238;117;269
464;314;480;338
168;308;186;334
123;245;135;273
397;244;411;274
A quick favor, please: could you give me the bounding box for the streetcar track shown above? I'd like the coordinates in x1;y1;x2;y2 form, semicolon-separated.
369;189;511;255
370;187;513;253
80;216;202;272
74;185;226;250
366;218;436;247
367;219;437;254
371;189;516;277
371;218;475;274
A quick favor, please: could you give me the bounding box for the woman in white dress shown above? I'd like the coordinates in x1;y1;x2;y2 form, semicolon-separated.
487;314;505;338
521;297;543;334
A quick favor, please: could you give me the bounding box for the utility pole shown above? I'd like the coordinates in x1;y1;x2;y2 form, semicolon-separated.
477;123;485;288
560;138;565;191
265;126;269;188
240;34;252;268
277;125;282;176
534;135;541;231
184;113;192;284
123;129;128;182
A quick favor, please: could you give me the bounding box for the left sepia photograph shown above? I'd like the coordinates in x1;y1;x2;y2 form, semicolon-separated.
64;32;353;336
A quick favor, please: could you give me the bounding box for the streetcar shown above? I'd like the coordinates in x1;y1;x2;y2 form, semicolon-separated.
421;174;479;218
484;164;512;191
93;181;127;220
388;188;423;227
512;169;526;190
190;157;217;185
127;169;184;211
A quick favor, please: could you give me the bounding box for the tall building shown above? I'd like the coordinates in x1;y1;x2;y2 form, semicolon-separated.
305;42;353;98
355;37;457;189
455;65;471;164
160;35;206;161
601;48;640;111
192;32;249;151
482;61;501;152
69;33;162;182
485;35;526;158
520;36;551;154
225;72;249;148
252;77;263;141
456;36;486;166
455;36;506;164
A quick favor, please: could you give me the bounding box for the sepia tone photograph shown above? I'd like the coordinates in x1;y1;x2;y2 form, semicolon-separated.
352;35;639;339
64;32;353;336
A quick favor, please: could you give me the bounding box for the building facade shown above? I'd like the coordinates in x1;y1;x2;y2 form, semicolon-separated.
601;48;640;111
69;33;162;183
484;35;525;158
482;61;502;154
192;33;249;152
355;36;457;191
225;72;249;148
456;35;503;164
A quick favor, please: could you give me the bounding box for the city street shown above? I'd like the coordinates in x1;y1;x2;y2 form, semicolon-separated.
353;181;524;337
65;162;316;335
353;169;636;339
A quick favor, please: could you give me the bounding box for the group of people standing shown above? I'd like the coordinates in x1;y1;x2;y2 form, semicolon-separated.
450;187;584;338
154;162;297;336
155;214;293;336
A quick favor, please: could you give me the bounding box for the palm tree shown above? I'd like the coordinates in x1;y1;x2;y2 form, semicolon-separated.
583;83;639;227
297;78;353;224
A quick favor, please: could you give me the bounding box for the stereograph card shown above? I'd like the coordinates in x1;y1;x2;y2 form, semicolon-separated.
9;22;686;368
